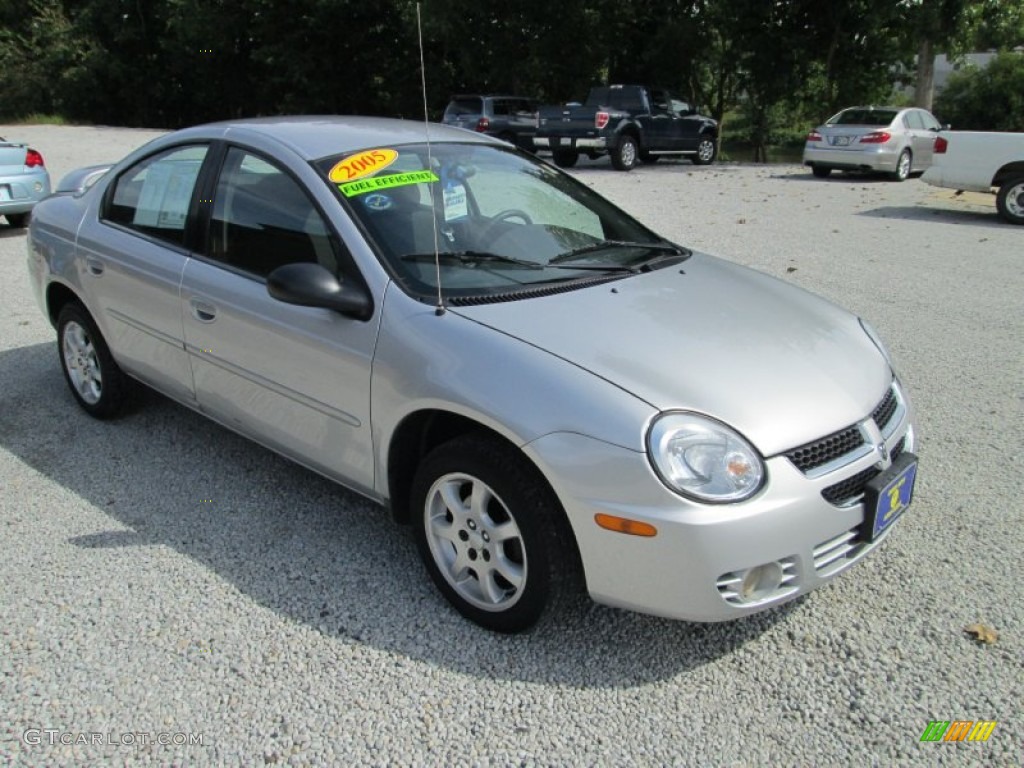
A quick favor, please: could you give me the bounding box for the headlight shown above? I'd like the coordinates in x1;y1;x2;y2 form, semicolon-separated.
647;412;765;503
859;318;893;368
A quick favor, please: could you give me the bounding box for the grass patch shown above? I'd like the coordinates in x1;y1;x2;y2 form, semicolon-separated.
2;113;77;126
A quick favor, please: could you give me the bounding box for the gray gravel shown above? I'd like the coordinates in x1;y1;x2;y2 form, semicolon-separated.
1;124;1021;767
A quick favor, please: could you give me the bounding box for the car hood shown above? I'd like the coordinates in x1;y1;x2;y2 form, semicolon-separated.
453;253;892;456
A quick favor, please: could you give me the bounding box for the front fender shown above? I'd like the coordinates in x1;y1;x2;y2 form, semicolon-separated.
370;285;655;499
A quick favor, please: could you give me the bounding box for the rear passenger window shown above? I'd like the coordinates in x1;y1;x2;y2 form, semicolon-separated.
207;148;341;279
104;145;208;247
905;111;925;129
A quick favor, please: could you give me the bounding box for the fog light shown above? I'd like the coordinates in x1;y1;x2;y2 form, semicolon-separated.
34;182;43;192
740;562;784;601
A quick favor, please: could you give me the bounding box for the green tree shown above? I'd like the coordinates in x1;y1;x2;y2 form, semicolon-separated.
934;51;1024;129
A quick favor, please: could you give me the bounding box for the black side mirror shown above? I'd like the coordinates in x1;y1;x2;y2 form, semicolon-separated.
267;263;373;320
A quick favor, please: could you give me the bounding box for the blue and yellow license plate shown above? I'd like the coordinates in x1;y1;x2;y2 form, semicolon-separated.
864;453;918;541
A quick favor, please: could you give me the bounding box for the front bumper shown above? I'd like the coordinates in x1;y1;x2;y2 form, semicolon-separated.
524;387;915;622
0;169;51;215
803;145;900;173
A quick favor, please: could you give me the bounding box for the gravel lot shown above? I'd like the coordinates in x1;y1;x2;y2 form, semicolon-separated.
1;124;1021;766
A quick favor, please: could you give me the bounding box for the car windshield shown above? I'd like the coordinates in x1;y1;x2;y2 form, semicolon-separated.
315;143;684;303
829;109;898;127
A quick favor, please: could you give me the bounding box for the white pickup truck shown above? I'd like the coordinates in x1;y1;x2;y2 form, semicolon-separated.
922;131;1024;225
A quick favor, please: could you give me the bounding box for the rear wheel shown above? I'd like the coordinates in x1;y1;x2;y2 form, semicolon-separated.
996;176;1024;225
691;136;717;165
551;148;578;168
5;212;28;228
811;166;831;179
891;150;911;181
57;303;131;418
411;435;581;633
610;135;638;171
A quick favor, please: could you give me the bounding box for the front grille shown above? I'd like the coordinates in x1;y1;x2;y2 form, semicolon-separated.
785;425;864;473
872;387;898;431
784;385;899;474
821;436;907;506
822;465;880;505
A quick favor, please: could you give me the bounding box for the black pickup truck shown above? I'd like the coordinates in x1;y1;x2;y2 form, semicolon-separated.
534;84;718;171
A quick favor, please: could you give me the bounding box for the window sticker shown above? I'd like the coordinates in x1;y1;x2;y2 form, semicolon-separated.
329;149;399;183
363;193;393;211
338;170;439;198
133;158;203;229
443;182;468;221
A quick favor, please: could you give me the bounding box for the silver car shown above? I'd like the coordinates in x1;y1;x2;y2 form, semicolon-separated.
27;117;917;632
803;106;943;181
1;137;51;227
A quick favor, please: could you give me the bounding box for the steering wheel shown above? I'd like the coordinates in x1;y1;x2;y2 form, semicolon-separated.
480;208;533;240
491;209;533;226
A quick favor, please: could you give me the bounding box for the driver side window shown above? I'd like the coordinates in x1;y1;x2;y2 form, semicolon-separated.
207;148;342;279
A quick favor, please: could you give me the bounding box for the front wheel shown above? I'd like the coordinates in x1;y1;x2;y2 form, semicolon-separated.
411;435;580;632
891;150;911;182
610;135;638;171
57;303;131;418
691;137;717;165
996;176;1024;225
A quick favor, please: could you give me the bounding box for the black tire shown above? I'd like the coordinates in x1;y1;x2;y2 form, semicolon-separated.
551;148;578;168
5;212;28;228
996;176;1024;225
891;149;911;182
691;136;717;165
640;152;660;164
57;302;131;418
411;435;581;633
610;134;638;171
811;166;831;179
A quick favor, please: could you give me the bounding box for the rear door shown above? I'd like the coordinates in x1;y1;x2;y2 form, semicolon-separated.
78;143;213;403
907;110;937;168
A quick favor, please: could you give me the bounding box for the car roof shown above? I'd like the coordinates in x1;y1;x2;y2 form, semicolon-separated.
164;115;495;161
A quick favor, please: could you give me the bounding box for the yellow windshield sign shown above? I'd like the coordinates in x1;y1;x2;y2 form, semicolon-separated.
339;170;439;197
329;148;398;183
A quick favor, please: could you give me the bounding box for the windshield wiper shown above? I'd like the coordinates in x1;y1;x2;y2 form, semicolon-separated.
401;251;544;269
547;240;684;265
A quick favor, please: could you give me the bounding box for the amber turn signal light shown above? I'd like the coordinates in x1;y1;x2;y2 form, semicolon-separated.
594;513;657;537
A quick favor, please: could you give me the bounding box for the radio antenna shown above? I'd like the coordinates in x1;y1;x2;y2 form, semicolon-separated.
417;2;445;316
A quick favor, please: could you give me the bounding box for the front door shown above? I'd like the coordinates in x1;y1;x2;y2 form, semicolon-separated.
180;147;378;493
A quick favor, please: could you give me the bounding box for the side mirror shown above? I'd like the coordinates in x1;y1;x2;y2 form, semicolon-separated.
267;263;373;320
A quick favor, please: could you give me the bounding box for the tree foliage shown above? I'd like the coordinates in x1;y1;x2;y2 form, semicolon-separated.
0;0;1020;154
934;51;1024;130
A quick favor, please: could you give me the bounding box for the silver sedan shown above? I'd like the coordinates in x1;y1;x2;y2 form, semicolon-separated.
26;117;917;632
803;105;943;181
1;137;51;227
